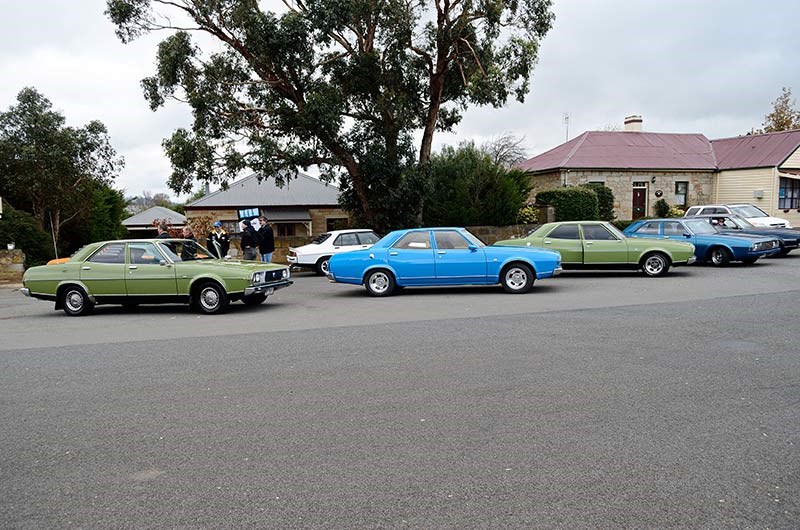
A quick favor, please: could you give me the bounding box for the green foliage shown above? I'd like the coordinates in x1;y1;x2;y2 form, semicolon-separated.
517;205;538;224
653;198;671;218
760;87;800;133
536;187;599;222
667;205;684;218
612;219;635;231
105;0;554;231
0;200;54;266
421;143;531;227
580;183;616;221
0;87;123;246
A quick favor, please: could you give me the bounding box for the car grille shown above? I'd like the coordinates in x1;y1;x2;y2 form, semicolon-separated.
265;269;285;282
754;240;779;251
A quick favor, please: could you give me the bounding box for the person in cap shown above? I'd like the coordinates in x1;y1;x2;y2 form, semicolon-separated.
240;219;258;260
207;221;230;259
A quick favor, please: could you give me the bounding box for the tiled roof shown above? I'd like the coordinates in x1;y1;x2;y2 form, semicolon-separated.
517;131;717;173
186;171;340;208
122;206;186;227
711;129;800;170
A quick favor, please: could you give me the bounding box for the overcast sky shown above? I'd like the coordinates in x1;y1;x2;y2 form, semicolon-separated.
1;0;798;200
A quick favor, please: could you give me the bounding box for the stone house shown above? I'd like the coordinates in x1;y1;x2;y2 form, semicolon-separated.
519;116;800;223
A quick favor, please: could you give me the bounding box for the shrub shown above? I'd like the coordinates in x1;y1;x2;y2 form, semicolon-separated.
580;183;615;221
517;204;538;224
612;219;636;231
653;198;671;217
536;187;599;221
667;205;684;218
0;201;54;266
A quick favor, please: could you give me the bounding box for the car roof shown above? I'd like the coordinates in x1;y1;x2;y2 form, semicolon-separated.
324;229;376;235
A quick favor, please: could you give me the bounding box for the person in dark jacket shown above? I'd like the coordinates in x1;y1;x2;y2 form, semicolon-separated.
207;221;230;258
156;221;170;239
240;219;258;261
180;226;198;261
257;215;275;262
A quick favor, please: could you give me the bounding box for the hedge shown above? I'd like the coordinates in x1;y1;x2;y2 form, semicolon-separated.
536;187;599;222
580;183;615;221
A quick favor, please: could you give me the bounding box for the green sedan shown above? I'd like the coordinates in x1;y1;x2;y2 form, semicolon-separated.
495;221;696;277
21;239;292;315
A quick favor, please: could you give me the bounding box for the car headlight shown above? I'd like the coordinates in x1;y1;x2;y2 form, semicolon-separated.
282;268;290;279
253;271;264;283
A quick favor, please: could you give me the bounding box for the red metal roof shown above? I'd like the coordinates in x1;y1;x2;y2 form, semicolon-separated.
518;129;800;173
711;129;800;170
518;131;716;172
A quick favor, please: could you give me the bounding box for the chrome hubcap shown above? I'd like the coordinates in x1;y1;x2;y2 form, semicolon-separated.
645;256;664;275
321;260;330;274
200;287;219;310
65;290;84;312
712;250;723;264
505;267;528;290
369;272;389;293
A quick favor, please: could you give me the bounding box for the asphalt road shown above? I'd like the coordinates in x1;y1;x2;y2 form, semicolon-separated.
0;258;798;529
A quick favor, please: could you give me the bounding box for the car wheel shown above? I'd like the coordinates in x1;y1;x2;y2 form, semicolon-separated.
778;245;791;257
708;247;731;267
242;293;268;306
641;252;670;277
501;263;534;294
742;257;758;265
60;285;94;316
194;282;229;314
315;256;332;276
364;269;395;297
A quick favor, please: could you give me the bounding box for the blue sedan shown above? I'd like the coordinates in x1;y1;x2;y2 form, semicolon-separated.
623;218;781;266
327;227;562;296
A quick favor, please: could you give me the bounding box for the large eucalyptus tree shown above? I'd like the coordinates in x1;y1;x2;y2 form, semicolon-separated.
106;0;553;229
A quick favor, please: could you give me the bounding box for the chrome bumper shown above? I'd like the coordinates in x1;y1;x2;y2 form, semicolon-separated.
20;287;30;297
244;280;292;296
687;255;697;265
553;266;563;276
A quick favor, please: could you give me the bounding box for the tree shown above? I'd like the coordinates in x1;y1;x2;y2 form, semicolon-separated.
126;191;174;214
482;133;528;168
105;0;554;230
754;87;800;134
0;88;124;246
0;199;54;266
423;142;531;226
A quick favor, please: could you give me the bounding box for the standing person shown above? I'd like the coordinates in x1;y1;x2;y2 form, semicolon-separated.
207;221;230;258
240;219;258;261
156;221;170;239
257;215;275;263
180;225;197;260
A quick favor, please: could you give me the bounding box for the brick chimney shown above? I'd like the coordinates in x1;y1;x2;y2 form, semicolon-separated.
624;115;643;132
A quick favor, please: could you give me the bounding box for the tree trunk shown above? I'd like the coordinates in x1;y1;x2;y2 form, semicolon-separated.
419;72;445;164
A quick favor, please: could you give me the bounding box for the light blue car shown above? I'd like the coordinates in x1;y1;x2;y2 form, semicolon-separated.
327;227;562;296
623;218;781;266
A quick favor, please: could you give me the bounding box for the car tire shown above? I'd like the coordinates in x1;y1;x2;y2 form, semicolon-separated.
364;269;396;297
242;293;268;306
194;281;229;314
60;285;94;316
708;247;731;267
778;245;791;257
315;256;332;276
742;257;758;265
641;252;671;277
501;263;535;294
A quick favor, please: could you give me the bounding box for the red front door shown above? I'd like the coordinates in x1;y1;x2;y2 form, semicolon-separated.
632;188;647;219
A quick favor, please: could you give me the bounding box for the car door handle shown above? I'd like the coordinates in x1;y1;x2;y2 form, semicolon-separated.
437;251;446;255
128;265;138;270
389;251;398;256
82;266;91;270
543;240;551;244
585;241;593;245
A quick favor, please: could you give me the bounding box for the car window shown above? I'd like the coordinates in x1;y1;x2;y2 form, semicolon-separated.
334;233;359;246
311;233;331;244
434;231;470;250
730;204;767;218
581;224;618;241
88;243;126;264
129;242;164;265
632;221;660;235
663;222;684;236
393;231;431;249
357;231;380;245
684;219;717;234
713;217;739;229
547;225;580;240
685;207;700;216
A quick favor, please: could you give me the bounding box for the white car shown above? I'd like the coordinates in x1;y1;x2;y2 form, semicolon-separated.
287;229;381;275
684;203;792;228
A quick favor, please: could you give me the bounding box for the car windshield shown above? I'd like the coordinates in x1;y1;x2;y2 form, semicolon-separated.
310;233;332;244
730;205;767;218
604;223;627;239
684;220;718;234
462;229;487;247
728;216;755;229
158;240;217;262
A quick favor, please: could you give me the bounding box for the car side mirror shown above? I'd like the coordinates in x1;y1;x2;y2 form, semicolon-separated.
683;233;691;238
159;260;168;266
468;245;478;252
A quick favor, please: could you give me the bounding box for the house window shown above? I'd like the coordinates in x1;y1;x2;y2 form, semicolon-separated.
276;224;295;237
779;177;800;209
326;217;349;231
674;181;688;207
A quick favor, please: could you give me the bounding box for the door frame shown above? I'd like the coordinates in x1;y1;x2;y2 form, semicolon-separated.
632;181;649;220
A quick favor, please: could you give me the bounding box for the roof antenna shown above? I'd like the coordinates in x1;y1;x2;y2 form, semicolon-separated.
563;112;570;142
